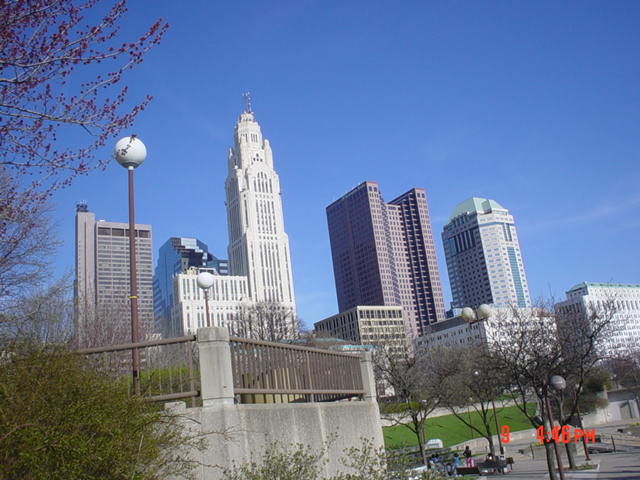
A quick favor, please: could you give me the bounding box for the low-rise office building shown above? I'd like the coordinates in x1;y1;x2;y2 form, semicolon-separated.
314;306;408;357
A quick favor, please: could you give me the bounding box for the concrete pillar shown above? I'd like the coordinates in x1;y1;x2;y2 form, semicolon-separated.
198;327;235;408
359;351;377;402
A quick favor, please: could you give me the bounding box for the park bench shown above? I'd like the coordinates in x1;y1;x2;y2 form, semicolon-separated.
479;460;505;474
455;466;480;475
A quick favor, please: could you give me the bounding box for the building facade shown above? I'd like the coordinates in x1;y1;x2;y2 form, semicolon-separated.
416;307;555;352
171;267;250;335
555;282;640;356
224;107;296;316
442;197;530;310
326;181;445;338
314;306;407;358
74;203;153;346
153;237;228;335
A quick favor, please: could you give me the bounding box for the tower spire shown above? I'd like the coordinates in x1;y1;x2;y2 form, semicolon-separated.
242;91;253;113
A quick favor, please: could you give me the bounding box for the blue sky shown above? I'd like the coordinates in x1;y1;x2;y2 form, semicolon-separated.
51;0;640;329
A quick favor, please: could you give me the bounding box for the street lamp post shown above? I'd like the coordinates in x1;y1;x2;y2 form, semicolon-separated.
473;368;505;458
196;271;215;328
574;384;591;461
546;375;567;480
114;136;147;395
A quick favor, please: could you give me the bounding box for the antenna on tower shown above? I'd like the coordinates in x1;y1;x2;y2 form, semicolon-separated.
242;91;253;113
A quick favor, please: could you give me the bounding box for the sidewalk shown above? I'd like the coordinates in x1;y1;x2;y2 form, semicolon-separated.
477;420;640;480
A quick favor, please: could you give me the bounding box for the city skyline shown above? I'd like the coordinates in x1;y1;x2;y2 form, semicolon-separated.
50;1;639;328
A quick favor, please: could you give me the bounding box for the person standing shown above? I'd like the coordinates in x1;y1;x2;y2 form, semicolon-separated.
463;446;474;467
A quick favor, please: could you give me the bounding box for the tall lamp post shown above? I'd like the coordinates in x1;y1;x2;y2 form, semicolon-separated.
196;271;215;328
546;375;567;480
461;305;492;449
473;369;505;457
574;384;591;461
114;136;147;395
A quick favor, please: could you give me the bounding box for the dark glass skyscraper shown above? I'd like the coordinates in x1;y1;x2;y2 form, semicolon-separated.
152;237;228;335
326;181;445;338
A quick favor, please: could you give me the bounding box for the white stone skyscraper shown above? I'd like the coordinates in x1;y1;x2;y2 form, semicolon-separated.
224;103;296;314
442;197;531;309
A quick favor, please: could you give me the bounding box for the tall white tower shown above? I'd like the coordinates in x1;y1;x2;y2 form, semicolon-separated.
225;101;296;314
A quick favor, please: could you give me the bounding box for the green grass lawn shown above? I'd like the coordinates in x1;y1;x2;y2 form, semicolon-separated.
383;403;536;449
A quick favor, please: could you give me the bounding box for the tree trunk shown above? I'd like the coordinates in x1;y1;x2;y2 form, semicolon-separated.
544;441;558;480
564;441;577;469
486;435;496;457
415;419;427;466
417;436;426;466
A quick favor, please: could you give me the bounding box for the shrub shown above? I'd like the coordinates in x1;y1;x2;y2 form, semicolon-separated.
0;343;202;480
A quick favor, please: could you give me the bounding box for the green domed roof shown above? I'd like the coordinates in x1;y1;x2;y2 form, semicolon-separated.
448;197;505;222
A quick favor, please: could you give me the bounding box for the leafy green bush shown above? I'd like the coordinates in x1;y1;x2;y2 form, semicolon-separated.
221;438;446;480
222;442;327;480
0;343;202;480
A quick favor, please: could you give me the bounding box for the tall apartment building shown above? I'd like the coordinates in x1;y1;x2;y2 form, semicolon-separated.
74;203;153;346
555;282;640;356
224;106;296;315
326;181;445;338
153;237;228;335
442;197;530;309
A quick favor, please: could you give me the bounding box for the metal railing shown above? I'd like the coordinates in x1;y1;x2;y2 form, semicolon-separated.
78;335;199;404
229;336;365;403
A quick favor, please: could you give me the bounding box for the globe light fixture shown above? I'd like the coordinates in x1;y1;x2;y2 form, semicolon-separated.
114;136;147;169
461;307;476;323
461;304;491;323
550;375;566;391
476;304;492;320
196;271;215;290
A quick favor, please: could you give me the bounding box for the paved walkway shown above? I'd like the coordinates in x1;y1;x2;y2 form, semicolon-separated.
465;420;640;480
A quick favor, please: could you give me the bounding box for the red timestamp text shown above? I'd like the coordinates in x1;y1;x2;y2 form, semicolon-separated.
535;425;597;444
498;425;597;445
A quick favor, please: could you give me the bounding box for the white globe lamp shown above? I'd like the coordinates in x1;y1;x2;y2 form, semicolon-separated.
114;136;147;169
477;304;492;320
461;307;476;323
196;271;215;290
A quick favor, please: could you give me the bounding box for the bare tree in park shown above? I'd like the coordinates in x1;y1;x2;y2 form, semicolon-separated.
607;347;640;409
74;297;139;348
0;0;168;194
433;346;509;457
230;301;300;342
374;347;443;465
0;276;73;345
486;300;616;479
0;171;58;308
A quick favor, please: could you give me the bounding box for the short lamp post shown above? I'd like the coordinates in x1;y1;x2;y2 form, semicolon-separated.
546;375;567;480
574;384;591;461
114;136;147;395
196;271;215;328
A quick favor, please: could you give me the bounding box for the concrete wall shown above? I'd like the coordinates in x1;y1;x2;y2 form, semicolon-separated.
167;327;384;480
168;399;384;479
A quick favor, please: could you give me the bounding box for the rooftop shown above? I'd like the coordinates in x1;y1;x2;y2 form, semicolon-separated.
567;282;640;293
448;197;505;222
